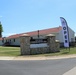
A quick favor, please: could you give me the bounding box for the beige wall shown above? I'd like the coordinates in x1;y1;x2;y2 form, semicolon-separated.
59;27;75;43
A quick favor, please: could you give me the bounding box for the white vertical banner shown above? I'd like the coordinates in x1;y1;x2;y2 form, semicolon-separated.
60;17;69;47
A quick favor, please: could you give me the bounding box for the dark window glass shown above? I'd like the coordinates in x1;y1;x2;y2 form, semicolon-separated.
14;39;15;42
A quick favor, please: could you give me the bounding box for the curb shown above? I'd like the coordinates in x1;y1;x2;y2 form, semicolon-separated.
0;54;76;60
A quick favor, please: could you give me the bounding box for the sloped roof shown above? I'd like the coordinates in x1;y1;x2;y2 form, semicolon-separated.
0;38;3;40
6;26;62;39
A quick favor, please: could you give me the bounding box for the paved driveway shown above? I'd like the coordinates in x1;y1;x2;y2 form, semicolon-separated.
0;58;76;75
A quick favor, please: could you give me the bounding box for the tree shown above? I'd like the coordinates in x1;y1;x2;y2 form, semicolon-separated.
0;21;3;37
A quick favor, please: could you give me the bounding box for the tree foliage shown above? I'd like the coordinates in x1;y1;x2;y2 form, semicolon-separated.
0;22;3;37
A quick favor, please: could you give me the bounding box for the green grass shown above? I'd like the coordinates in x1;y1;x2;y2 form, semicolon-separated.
40;47;76;56
0;46;76;56
0;46;20;56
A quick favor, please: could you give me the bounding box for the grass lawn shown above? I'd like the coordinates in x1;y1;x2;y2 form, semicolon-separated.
42;47;76;56
0;46;20;56
0;46;76;56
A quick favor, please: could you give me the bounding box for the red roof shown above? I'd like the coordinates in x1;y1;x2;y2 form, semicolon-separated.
6;34;22;39
6;26;62;39
0;38;3;40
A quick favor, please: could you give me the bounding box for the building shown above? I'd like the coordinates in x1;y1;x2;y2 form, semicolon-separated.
0;26;75;46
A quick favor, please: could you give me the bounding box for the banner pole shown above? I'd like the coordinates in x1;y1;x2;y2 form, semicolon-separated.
60;17;70;51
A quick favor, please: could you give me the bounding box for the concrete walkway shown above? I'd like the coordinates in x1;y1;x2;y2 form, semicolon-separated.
63;67;76;75
0;54;76;60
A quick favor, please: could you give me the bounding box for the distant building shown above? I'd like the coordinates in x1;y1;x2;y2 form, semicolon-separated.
0;26;75;46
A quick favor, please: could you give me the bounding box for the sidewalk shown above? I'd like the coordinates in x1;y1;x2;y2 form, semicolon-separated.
14;54;76;60
63;67;76;75
0;54;76;60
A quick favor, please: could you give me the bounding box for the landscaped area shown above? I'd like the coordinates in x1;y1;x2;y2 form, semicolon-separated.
0;46;20;56
43;47;76;56
0;46;76;56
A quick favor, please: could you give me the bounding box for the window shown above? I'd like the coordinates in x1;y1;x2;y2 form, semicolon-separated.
14;39;15;42
10;39;11;42
2;38;4;43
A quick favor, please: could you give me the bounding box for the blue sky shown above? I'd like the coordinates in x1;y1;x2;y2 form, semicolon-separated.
0;0;76;37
